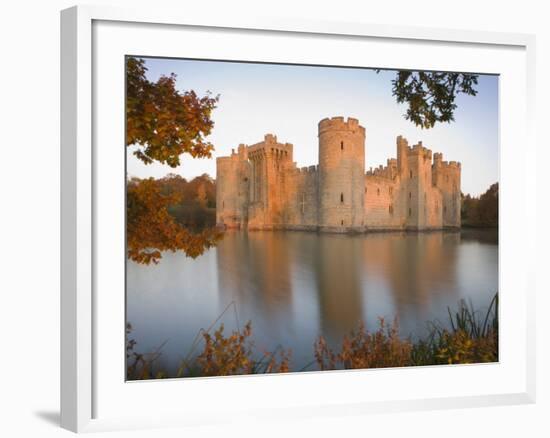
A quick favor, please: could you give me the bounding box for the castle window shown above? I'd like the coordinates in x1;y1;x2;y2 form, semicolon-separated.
389;205;393;215
410;170;413;179
377;188;380;196
341;141;344;150
409;207;412;217
244;177;248;182
444;205;447;213
389;187;393;195
341;219;344;226
409;192;412;200
222;201;225;209
365;187;367;194
340;193;344;203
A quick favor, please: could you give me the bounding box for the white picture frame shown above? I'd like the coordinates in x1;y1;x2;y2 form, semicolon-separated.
60;4;536;433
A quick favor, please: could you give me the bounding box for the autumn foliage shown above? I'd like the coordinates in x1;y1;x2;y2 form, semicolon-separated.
157;173;217;229
127;177;223;264
314;319;413;370
126;57;219;167
314;295;498;370
125;57;223;263
187;322;290;377
126;321;290;380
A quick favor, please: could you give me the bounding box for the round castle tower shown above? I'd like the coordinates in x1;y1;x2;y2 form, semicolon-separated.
318;117;366;230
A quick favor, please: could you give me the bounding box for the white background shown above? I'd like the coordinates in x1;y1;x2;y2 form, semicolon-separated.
0;1;547;437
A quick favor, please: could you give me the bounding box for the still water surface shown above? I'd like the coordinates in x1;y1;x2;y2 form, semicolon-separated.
127;229;498;372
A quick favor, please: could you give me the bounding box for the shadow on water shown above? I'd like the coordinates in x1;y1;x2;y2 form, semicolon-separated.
460;227;498;244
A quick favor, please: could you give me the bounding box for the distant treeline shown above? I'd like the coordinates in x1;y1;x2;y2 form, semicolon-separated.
461;183;498;228
127;174;221;264
156;173;217;230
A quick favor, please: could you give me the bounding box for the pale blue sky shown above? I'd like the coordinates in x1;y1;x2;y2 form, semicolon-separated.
127;57;498;196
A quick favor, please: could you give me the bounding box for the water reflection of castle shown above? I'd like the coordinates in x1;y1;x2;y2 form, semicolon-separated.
216;231;461;340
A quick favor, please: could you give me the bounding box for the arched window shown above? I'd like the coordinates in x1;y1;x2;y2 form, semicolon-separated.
409;207;412;217
341;219;344;226
389;205;393;215
340;141;344;150
377;188;380;196
409;192;412;199
340;193;344;203
410;170;413;179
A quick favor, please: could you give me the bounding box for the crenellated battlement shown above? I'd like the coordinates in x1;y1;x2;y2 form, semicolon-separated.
246;135;294;160
407;141;432;159
294;165;319;174
366;158;397;180
318;116;365;135
434;152;461;170
264;133;277;144
396;135;408;147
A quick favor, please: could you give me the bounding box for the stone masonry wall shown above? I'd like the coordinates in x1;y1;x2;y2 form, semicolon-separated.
433;153;461;228
364;175;402;229
318;117;365;230
283;165;319;230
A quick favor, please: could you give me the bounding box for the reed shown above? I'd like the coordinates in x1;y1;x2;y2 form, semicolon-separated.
126;293;498;379
411;293;498;366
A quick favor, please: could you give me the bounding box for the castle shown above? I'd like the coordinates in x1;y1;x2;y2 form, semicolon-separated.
216;117;461;232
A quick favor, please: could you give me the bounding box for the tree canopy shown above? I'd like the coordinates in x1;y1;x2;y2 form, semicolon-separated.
461;183;498;227
125;58;223;264
126;57;219;167
127;177;222;264
389;71;478;129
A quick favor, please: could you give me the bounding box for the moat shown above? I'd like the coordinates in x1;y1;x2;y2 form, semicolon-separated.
126;228;498;373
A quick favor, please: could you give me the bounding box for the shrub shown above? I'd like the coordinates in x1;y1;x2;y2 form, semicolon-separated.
314;318;412;370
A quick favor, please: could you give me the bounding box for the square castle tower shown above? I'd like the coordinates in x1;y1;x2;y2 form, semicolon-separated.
216;117;461;232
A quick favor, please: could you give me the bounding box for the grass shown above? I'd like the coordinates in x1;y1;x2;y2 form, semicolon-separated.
126;293;498;379
411;293;498;366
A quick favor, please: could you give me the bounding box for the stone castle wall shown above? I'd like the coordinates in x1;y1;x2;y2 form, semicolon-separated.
216;117;461;232
283;165;319;230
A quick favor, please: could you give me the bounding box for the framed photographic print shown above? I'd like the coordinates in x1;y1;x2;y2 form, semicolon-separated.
61;5;536;433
